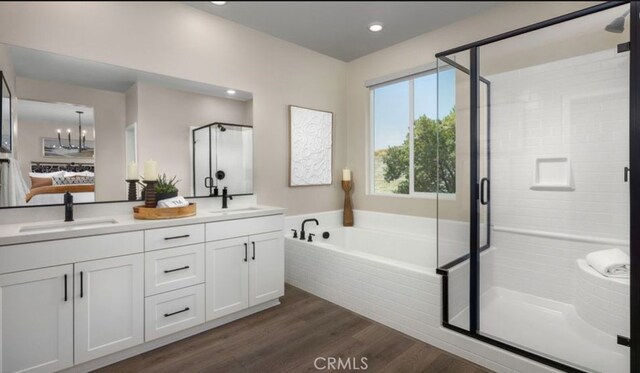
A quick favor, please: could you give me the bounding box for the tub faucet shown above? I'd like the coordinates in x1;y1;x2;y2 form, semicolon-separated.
222;187;233;209
64;192;74;222
300;218;319;240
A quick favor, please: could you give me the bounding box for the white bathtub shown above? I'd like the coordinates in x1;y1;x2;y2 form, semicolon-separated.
303;226;436;272
285;221;442;343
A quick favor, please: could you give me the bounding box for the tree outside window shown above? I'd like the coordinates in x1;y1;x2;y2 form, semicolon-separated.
372;68;456;196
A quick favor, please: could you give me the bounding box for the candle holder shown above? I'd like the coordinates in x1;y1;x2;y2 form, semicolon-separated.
126;179;138;201
342;180;353;227
144;180;157;208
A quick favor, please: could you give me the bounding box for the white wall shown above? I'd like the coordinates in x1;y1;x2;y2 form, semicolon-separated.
0;1;347;215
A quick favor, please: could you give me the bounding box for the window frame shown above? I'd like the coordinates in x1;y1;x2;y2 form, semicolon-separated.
367;65;456;200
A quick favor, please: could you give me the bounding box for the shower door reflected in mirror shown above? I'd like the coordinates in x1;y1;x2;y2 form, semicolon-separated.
192;123;253;197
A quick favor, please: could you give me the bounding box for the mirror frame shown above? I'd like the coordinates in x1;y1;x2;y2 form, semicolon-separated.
1;71;12;153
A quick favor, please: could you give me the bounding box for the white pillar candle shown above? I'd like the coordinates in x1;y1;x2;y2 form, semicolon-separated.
127;162;138;180
143;160;157;181
342;169;351;181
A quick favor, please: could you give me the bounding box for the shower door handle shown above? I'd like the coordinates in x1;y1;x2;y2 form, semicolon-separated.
624;167;630;182
204;176;213;188
480;178;490;205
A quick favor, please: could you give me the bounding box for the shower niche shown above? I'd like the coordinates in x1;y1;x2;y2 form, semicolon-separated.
192;122;253;197
530;157;574;191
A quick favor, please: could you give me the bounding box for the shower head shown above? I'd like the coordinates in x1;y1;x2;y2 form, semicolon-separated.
605;10;630;33
218;124;226;132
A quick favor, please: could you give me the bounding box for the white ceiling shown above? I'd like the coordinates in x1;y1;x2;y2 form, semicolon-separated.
8;45;253;101
18;100;95;127
187;1;501;62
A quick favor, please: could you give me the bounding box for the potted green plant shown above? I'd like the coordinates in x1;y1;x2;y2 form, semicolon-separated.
155;173;180;202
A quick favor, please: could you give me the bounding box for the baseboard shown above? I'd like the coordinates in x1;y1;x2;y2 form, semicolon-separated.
61;300;281;373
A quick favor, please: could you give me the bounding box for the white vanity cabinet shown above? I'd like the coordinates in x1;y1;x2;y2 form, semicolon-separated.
205;216;284;321
0;232;144;372
74;254;144;364
0;265;74;373
0;209;284;372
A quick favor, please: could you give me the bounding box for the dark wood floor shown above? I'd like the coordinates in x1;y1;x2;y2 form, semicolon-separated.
97;284;491;373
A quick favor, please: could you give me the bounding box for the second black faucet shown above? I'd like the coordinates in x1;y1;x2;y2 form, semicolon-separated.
300;218;319;240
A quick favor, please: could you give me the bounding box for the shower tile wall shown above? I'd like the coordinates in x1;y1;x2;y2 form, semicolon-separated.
486;49;630;305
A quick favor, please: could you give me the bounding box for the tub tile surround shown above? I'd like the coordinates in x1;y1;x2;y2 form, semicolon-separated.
285;209;559;373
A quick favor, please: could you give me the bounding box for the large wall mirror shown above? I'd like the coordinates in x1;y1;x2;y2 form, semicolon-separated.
0;44;254;208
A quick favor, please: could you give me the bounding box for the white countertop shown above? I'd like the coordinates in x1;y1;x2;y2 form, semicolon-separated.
0;205;286;246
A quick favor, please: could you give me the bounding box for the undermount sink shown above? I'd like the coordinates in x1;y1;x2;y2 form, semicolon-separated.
19;218;119;233
210;207;261;214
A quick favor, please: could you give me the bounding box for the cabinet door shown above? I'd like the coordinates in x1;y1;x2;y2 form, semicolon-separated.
249;231;284;306
74;254;144;364
205;237;249;321
0;265;73;373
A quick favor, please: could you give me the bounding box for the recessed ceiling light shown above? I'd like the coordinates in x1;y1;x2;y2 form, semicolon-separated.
368;23;384;32
210;1;227;5
227;89;236;95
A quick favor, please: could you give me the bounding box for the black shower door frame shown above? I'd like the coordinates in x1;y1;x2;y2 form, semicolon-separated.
435;1;638;372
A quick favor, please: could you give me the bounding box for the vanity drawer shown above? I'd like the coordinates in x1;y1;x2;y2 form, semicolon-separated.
145;244;204;296
145;224;204;251
206;215;283;242
144;284;205;341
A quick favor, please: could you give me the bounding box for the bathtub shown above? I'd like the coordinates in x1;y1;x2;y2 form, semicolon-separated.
285;223;442;342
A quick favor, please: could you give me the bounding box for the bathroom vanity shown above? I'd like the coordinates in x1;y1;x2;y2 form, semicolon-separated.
0;205;284;372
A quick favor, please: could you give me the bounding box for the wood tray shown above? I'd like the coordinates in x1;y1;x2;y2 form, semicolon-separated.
133;202;197;220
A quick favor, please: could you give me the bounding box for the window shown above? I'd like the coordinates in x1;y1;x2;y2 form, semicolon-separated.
370;68;456;196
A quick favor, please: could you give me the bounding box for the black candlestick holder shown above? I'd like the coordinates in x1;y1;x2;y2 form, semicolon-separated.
126;179;138;201
144;180;157;208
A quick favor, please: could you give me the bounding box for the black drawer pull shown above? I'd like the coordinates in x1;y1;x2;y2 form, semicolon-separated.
164;234;190;241
64;274;68;302
80;271;84;298
164;265;190;274
164;307;190;317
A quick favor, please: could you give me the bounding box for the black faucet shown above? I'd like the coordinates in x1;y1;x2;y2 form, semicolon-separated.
222;187;233;209
64;192;74;222
300;218;319;240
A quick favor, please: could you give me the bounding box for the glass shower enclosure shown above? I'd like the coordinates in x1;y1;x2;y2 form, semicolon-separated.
436;2;636;372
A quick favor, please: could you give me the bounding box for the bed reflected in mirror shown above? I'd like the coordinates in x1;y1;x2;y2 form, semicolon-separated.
0;43;253;208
